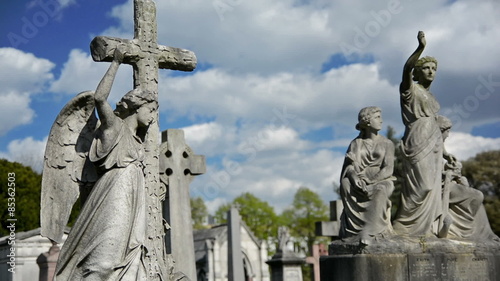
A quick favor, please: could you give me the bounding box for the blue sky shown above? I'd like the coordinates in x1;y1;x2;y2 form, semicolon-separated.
1;0;499;213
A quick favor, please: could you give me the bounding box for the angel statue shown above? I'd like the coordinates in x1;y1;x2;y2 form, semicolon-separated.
40;45;158;280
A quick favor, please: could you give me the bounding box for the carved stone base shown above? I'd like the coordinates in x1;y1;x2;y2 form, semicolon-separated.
320;237;500;281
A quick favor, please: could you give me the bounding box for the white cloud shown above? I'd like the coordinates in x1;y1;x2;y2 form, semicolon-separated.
0;48;54;135
0;136;47;173
445;132;500;161
49;49;134;103
4;0;496;215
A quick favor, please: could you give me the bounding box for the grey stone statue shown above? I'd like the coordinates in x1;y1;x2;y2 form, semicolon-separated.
392;31;445;237
437;116;500;242
277;226;291;253
339;106;396;245
41;46;160;280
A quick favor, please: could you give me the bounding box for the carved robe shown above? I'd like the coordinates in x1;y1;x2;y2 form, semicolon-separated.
339;136;395;239
393;82;443;236
55;121;147;280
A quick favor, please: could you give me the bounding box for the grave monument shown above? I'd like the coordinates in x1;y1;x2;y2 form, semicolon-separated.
320;31;500;281
40;0;198;280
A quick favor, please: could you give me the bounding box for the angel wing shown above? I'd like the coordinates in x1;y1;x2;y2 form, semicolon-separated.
40;91;98;243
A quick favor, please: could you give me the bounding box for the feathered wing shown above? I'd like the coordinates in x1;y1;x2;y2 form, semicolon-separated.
41;91;98;243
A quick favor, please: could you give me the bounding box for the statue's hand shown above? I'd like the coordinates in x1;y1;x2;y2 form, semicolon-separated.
417;31;426;47
113;44;126;63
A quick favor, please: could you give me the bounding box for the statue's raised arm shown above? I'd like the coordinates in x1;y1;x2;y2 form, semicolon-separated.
400;31;426;93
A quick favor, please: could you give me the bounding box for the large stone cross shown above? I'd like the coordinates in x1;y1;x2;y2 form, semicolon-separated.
89;0;196;279
159;129;206;281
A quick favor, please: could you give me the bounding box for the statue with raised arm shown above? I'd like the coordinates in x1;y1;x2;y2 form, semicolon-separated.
392;31;445;237
339;107;396;245
41;45;160;280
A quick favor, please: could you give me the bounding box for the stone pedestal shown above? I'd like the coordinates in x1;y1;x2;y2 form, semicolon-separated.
320;237;500;281
37;243;60;281
267;251;305;281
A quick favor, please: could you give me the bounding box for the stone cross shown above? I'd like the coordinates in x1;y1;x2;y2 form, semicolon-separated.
305;244;328;281
159;129;206;281
315;200;343;238
228;206;245;281
89;0;196;279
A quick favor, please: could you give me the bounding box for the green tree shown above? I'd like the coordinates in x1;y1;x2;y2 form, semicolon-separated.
191;197;209;230
214;192;279;242
462;150;500;236
0;159;42;236
281;187;328;255
281;187;328;281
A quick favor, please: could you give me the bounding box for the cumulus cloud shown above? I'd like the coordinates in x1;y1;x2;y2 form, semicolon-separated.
0;136;47;173
8;0;496;214
49;49;133;103
0;48;54;135
445;132;500;161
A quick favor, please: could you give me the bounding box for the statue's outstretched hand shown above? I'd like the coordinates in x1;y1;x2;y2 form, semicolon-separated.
417;31;426;48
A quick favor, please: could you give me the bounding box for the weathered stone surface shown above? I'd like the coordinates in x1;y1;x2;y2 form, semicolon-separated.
320;254;407;281
160;129;205;281
228;206;246;281
339;107;395;245
323;237;500;281
41;1;198;280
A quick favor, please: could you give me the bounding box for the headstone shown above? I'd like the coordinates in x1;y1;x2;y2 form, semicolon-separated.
267;227;305;281
159;129;206;280
305;244;328;281
40;0;198;279
228;206;245;281
89;0;197;278
36;242;60;281
315;200;343;238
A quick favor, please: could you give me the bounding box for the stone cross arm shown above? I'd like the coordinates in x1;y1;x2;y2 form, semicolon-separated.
90;36;197;72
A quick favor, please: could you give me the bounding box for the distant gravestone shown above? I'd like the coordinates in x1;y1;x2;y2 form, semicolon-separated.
160;129;206;281
266;227;305;281
315;200;343;238
227;206;245;281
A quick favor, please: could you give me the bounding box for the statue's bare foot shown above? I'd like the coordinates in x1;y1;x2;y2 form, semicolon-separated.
438;215;453;238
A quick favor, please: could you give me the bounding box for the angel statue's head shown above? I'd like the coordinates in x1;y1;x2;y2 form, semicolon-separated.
114;88;158;120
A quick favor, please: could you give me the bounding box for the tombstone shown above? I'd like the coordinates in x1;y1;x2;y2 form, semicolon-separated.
305;244;328;281
315;200;343;239
40;0;199;279
160;129;206;281
266;227;305;281
228;206;245;281
89;2;197;277
36;242;60;281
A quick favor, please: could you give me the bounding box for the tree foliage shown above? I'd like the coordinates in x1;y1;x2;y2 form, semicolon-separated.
0;159;42;236
462;150;500;236
191;197;209;230
281;186;328;255
214;192;280;242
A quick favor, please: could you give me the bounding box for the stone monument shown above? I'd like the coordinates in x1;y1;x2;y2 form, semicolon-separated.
160;129;206;281
40;0;197;280
320;31;500;281
266;227;305;281
228;206;245;281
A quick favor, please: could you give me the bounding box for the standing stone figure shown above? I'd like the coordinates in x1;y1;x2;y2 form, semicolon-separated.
41;46;168;280
392;31;444;236
437;116;499;242
339;106;396;245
